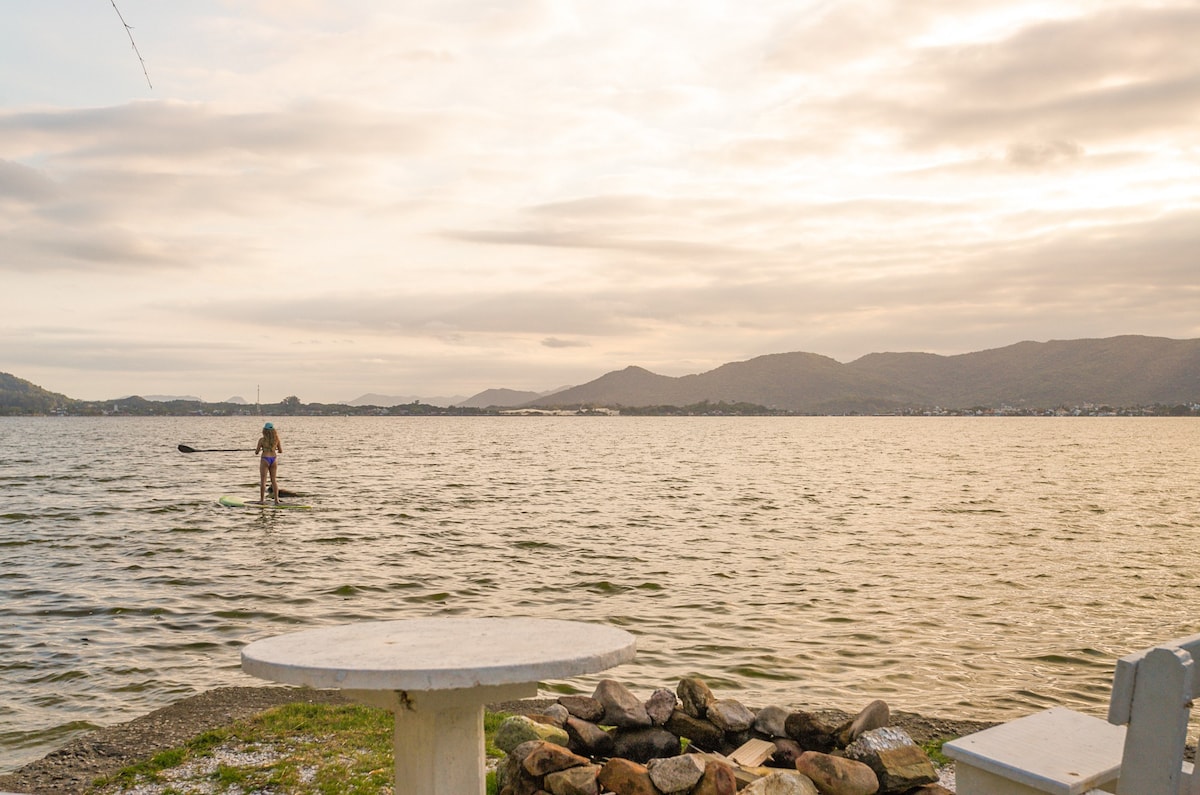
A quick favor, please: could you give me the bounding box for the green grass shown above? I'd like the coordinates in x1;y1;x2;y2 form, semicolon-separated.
90;703;514;794
921;736;953;766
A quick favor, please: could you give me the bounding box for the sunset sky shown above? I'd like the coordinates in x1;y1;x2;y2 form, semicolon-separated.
2;1;1198;403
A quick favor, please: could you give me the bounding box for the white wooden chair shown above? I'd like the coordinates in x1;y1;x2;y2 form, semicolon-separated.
945;632;1200;795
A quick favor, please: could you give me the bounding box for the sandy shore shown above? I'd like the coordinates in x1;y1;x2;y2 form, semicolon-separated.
0;686;995;794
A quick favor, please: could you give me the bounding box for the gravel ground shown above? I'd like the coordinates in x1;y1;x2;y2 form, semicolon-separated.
0;688;352;795
0;687;993;794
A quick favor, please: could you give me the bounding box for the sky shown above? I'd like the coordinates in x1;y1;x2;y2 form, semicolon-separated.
2;1;1198;404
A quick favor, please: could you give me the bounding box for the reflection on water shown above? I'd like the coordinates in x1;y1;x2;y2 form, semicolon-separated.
2;415;1199;771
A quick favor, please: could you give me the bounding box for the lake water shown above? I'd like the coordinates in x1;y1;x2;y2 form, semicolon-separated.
2;415;1198;773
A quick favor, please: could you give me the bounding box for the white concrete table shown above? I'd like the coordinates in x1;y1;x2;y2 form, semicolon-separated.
241;617;637;795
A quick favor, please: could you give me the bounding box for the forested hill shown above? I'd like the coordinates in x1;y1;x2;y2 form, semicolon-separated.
0;373;75;414
5;335;1200;416
527;335;1200;413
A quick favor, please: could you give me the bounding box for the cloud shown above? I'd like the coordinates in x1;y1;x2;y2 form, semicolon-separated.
874;6;1200;149
541;337;589;349
445;227;752;263
3;1;1199;402
199;289;635;338
1003;139;1084;168
0;227;180;272
0;100;454;168
0;99;472;273
0;328;241;374
915;5;1200;106
0;159;57;201
169;204;1199;360
751;3;1200;165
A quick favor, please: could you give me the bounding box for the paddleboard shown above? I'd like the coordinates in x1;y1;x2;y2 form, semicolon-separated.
218;495;311;510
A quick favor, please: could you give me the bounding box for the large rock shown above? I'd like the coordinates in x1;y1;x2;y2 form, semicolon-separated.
559;695;605;723
836;700;890;746
677;677;715;718
541;703;571;727
707;699;756;732
544;763;602;795
597;757;657;795
564;716;615;758
754;705;791;738
611;726;682;764
843;727;938;793
665;709;726;751
593;680;652;728
646;753;706;794
736;764;781;785
693;759;738;795
496;715;570;753
499;740;548;795
795;751;879;795
771;738;805;768
740;770;820;795
528;712;565;728
784;710;839;752
522;741;591;777
646;688;678;725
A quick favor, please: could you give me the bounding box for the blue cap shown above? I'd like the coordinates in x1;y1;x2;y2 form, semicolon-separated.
263;422;274;430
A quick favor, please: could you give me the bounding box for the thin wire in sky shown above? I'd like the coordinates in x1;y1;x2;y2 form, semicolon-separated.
108;0;152;89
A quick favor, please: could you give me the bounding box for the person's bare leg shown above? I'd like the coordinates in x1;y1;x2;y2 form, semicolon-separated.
259;459;268;503
270;461;280;504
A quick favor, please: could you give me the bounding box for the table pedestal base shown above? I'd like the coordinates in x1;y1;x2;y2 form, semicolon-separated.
346;683;538;795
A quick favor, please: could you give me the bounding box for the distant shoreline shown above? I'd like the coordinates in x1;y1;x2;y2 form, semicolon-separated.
7;335;1200;416
6;406;1197;417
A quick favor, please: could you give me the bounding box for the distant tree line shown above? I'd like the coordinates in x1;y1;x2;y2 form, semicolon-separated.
613;400;791;416
2;372;1197;417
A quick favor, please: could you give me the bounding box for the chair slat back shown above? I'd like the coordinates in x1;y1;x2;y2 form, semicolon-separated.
1108;635;1200;795
1108;632;1200;725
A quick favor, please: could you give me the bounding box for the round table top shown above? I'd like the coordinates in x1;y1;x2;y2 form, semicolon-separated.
241;617;637;691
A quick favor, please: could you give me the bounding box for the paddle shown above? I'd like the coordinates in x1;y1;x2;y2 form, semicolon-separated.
178;444;252;453
178;444;302;498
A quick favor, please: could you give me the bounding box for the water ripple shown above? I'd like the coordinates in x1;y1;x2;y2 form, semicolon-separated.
3;416;1200;772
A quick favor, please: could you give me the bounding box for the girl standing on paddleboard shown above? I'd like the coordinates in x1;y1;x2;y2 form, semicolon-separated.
255;422;283;504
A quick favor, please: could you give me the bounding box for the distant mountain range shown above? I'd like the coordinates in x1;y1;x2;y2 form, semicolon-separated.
345;392;471;408
4;336;1198;415
136;394;246;404
345;387;570;408
524;335;1200;413
457;387;571;408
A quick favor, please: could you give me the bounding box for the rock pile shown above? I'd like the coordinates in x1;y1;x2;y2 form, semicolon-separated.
495;676;952;795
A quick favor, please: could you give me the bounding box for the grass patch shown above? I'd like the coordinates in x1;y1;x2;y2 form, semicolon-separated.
922;736;954;766
483;710;509;759
91;703;514;794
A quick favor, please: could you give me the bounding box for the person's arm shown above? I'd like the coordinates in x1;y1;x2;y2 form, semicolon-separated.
255;437;263;455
